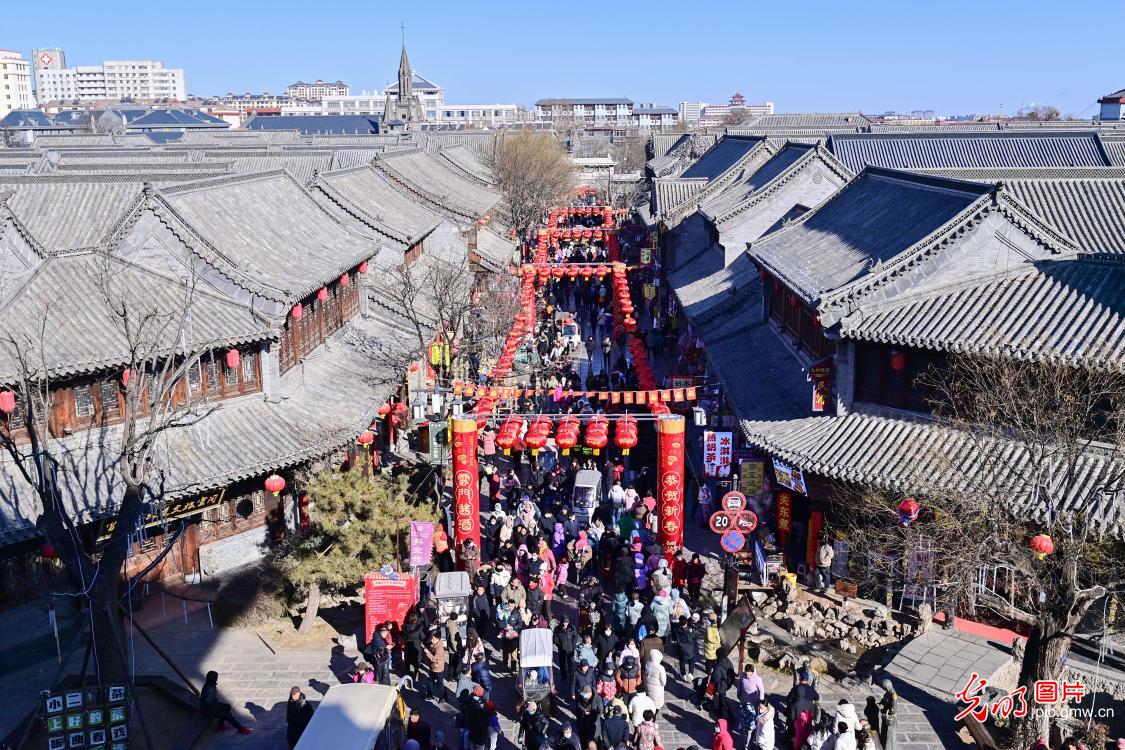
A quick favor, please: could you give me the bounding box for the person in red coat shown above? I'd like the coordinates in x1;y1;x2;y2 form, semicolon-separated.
711;718;733;750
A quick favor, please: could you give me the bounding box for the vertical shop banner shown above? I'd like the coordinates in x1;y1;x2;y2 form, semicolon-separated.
656;415;686;553
450;418;481;548
807;358;834;413
807;511;822;571
776;490;792;545
409;521;435;567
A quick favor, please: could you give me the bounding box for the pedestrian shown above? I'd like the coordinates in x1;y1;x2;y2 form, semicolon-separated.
407;710;432;750
644;649;668;711
555;615;579;699
703;612;722;675
687;555;707;605
712;719;734;750
672;616;696;678
634;710;662;750
815;540;834;593
615;654;642;698
835;699;859;735
629;686;657;728
574;687;603;747
601;705;630;749
518;701;549;750
698;484;713;525
286;686;313;749
752;702;775;750
863;696;881;739
486;701;503;750
834;721;857;750
737;664;766;708
200;671;252;735
552;722;581;750
786;669;820;750
424;633;448;700
472;652;493;699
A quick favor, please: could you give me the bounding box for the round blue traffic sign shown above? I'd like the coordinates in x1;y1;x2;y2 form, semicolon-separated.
720;530;746;553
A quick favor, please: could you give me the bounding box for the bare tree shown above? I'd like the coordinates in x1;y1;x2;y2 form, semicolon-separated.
0;255;223;740
720;107;748;127
488;130;577;233
837;355;1125;744
1019;105;1062;121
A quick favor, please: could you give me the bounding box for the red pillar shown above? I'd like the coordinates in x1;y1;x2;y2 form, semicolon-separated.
451;418;481;548
656;415;686;554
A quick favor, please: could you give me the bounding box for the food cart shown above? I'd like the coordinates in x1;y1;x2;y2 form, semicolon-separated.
517;627;555;717
294;683;404;750
433;571;471;630
571;469;603;522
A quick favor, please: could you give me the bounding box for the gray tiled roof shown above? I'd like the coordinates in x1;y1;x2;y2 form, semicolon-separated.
689;280;810;422
741;412;1125;535
223;153;335;186
653;178;708;218
741;112;873;130
828;131;1112;173
1004;177;1125;256
473;227;515;272
749;168;994;302
1102;135;1125;167
374;148;500;221
840;257;1125;371
159;171;380;303
681;135;764;180
313;164;442;245
652;133;689;159
419;131;498;161
700;143;816;221
0;312;398;545
435;145;493;185
0;253;271;382
0;177;146;252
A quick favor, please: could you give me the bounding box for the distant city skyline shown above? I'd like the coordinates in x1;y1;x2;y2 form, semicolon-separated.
7;0;1119;117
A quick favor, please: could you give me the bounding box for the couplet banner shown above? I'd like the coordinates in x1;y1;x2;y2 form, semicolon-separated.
656;415;686;553
451;418;481;548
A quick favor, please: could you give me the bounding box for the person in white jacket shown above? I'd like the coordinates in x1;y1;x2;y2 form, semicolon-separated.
834;699;859;734
643;650;667;710
751;702;774;750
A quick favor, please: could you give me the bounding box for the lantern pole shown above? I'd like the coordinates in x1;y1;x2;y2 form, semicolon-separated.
450;418;481;553
656;414;686;554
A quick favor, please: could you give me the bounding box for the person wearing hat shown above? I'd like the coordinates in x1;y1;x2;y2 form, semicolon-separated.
518;701;549;750
785;669;820;749
702;611;722;676
527;578;546;619
286;686;314;749
551;722;581;750
672;615;697;679
554;615;580;699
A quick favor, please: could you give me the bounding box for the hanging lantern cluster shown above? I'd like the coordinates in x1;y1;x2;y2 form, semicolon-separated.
615;415;638;456
555;416;580;455
585;415;609;455
1029;533;1055;560
356;430;375;447
896;497;920;526
0;390;15;414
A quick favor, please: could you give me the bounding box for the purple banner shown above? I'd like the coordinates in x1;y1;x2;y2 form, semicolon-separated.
409;521;435;567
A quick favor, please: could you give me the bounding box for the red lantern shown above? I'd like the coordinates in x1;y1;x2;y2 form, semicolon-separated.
595;265;609;278
890;349;907;371
567;266;579;280
298;493;310;528
356;430;375;446
615;415;638;456
496;415;525;455
359;260;369;274
0;390;14;414
291;303;304;320
772;280;782;293
555;416;580;455
377;402;392;416
225;349;241;370
409;362;420;372
524;415;553;455
896;497;920;526
1029;533;1055;560
265;474;286;496
340;273;351;287
585;415;609;455
552;266;566;279
41;542;59;560
121;368;134;388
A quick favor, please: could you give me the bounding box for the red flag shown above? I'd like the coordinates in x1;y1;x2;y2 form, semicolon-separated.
673;388;684;402
686;387;697;401
660;390;672;401
624;391;634;404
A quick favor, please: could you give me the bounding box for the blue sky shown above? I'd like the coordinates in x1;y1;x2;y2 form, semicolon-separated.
7;0;1120;116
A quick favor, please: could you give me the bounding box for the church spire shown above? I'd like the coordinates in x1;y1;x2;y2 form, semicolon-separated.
398;22;412;100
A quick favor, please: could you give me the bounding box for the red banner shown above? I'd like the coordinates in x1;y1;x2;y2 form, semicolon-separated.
807;511;822;571
656;415;686;554
451;418;481;548
777;490;792;546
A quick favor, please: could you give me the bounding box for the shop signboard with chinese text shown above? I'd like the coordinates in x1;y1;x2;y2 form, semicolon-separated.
738;459;765;498
703;430;733;477
409;521;435;567
44;684;128;750
776;490;792;545
99;489;227;540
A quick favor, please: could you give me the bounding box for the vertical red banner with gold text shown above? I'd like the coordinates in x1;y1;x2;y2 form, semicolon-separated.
451;418;481;548
656;415;686;554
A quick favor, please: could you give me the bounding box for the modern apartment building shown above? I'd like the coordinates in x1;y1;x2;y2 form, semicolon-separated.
0;50;35;119
534;98;635;125
679;101;708;124
286;80;350;100
34;51;186;103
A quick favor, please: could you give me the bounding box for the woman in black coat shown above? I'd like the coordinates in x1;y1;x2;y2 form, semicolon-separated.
286;687;314;749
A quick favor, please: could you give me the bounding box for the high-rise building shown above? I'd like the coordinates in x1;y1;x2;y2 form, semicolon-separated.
0;50;35;119
33;50;186;103
679;101;708;123
285;80;350;100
